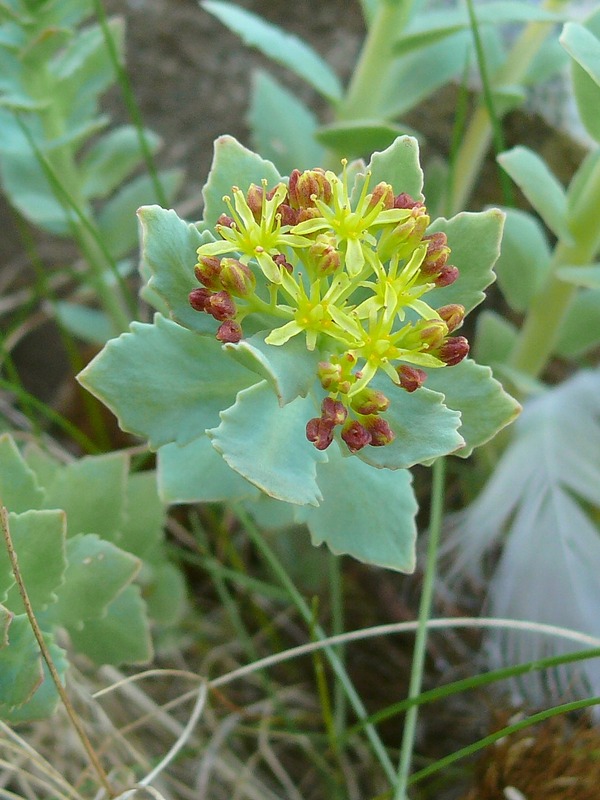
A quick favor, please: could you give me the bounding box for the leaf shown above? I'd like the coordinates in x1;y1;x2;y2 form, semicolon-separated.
53;301;114;345
97;168;184;259
304;444;418;573
139;205;216;333
555;288;600;357
249;70;324;175
315;120;420;159
80;125;161;200
202;134;281;228
158;434;259;504
355;379;464;470
243;494;298;530
2;510;67;613
201;1;342;102
0;615;45;713
224;331;321;406
0;606;10;648
41;451;128;541
555;264;600;288
427;208;505;314
2;636;67;723
143;562;187;626
119;470;165;559
497;146;570;242
492;207;552;312
423;359;521;458
442;370;600;703
357;135;424;203
562;12;600;143
68;584;152;665
473;309;519;366
49;533;139;628
0;433;45;513
77;314;256;449
208;381;326;506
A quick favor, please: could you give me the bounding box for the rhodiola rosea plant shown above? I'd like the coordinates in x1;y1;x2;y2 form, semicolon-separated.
79;134;519;573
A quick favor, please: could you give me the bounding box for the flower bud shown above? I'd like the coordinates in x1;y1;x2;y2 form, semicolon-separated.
437;304;465;332
368;182;394;210
308;235;340;275
189;287;212;312
273;253;293;273
434;265;460;287
216;320;243;343
288;168;332;209
306;417;335;451
436;335;470;366
246;183;264;221
195;255;222;289
277;203;299;227
418;319;448;350
421;232;451;275
205;290;236;321
396;365;427;392
216;213;235;229
321;397;347;426
219;258;256;297
341;420;372;453
394;193;423;209
363;416;395;447
350;387;390;415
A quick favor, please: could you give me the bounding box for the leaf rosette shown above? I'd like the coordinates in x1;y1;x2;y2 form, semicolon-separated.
79;135;519;573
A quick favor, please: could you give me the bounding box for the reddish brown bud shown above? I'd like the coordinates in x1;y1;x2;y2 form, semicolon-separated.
273;253;293;273
394;192;423;209
189;287;212;312
321;397;347;426
306;417;335;451
219;258;256;296
341;420;372;453
421;232;451;275
205;290;236;321
437;336;469;366
350;387;390;415
437;303;465;332
216;320;243;343
195;255;222;289
419;319;448;350
216;213;235;229
369;182;394;210
246;183;264;221
277;203;299;227
308;235;340;275
363;416;395;447
288;168;332;209
434;265;460;287
396;365;427;392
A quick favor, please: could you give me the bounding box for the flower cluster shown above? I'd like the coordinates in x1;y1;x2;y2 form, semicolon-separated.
192;165;469;453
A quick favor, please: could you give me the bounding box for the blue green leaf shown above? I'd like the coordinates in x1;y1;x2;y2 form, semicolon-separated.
0;433;45;513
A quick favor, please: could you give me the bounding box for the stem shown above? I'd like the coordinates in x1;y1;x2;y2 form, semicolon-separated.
1;506;114;798
394;457;446;799
328;553;347;742
337;0;415;122
448;0;562;215
510;155;600;378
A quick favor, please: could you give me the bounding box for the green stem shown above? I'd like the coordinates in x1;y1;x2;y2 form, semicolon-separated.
337;0;415;123
448;0;562;215
328;553;347;744
510;154;600;378
394;457;446;799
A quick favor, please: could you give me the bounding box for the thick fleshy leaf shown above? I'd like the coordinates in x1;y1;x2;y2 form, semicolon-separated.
2;636;67;723
356;379;463;470
202;135;282;228
53;301;114;345
561;15;600;142
139;205;216;333
22;443;62;489
0;606;10;649
0;433;45;512
249;70;324;175
68;585;152;665
157;434;259;504
473;310;519;367
2;511;67;614
555;264;600;288
119;471;164;559
305;445;418;573
243;494;298;530
224;331;320;406
143;562;187;626
427;209;504;314
492;207;551;312
208;381;326;506
315;120;420;160
352;135;424;204
201;1;342;102
41;451;128;541
77;314;256;449
423;359;521;458
0;615;44;713
49;534;139;627
97;168;184;260
497;147;570;242
555;288;600;357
